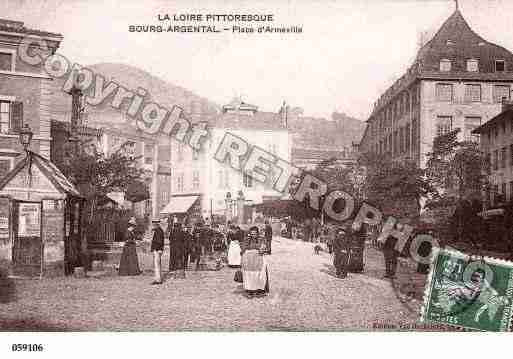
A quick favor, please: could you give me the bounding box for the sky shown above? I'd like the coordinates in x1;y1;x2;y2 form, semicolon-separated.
2;0;513;120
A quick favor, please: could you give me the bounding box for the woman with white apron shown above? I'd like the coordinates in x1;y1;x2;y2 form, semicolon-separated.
227;225;242;267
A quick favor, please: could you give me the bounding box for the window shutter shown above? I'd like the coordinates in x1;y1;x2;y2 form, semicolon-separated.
11;101;23;133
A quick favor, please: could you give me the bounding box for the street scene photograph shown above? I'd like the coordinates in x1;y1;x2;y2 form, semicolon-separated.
1;0;513;342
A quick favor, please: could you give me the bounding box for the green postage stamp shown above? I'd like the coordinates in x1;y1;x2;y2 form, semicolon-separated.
421;247;513;331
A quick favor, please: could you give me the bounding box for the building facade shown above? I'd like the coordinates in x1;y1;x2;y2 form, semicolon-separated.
166;99;292;220
360;9;513;168
0;19;63;175
473;102;513;205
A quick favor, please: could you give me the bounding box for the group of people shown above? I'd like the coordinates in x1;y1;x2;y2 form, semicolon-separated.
118;216;272;296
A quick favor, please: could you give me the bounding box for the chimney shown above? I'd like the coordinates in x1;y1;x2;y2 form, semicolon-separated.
502;97;513;112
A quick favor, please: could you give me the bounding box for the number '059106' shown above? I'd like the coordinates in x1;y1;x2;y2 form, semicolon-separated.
11;344;44;352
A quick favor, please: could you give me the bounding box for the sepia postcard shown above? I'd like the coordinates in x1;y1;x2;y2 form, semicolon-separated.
1;0;513;355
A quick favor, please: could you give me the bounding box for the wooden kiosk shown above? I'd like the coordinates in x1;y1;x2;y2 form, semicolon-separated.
0;151;84;277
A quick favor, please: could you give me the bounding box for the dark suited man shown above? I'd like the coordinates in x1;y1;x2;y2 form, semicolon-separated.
264;220;273;254
333;226;350;278
150;219;165;285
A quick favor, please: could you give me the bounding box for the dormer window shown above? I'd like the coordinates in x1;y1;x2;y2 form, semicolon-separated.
467;59;479;72
495;60;506;72
440;59;451;72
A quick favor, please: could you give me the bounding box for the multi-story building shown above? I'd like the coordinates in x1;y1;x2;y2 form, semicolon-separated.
0;18;62;174
165;99;292;220
360;7;513;168
472;101;513;204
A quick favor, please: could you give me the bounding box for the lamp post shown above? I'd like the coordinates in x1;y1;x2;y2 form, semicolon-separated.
225;192;232;224
236;190;245;225
19;124;33;153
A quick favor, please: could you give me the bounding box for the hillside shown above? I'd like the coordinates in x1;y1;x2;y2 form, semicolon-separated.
288;110;365;150
50;62;219;129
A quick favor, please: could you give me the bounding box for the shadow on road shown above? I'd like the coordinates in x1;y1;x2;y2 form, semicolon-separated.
0;268;16;303
0;318;72;331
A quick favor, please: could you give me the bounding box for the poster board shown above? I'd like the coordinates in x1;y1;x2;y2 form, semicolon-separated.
18;203;41;237
0;198;9;240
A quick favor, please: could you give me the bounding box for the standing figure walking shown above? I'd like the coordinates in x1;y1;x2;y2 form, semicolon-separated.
264;220;273;255
241;226;270;297
150;218;164;285
119;218;142;276
333;226;349;279
227;224;242;267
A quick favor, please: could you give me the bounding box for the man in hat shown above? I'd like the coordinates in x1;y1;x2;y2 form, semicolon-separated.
333;225;350;278
264;220;273;255
151;218;165;285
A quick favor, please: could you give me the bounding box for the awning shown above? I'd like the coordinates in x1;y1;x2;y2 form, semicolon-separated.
160;195;199;214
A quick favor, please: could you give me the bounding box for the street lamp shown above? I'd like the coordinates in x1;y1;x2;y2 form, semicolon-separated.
19;124;33;152
225;191;232;223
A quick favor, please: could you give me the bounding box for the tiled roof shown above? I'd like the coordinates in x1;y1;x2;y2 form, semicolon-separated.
472;108;513;134
416;10;513;73
368;10;513;118
0;18;62;38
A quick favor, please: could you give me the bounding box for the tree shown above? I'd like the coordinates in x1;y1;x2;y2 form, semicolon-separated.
425;129;489;243
425;128;489;206
58;141;148;223
361;152;433;219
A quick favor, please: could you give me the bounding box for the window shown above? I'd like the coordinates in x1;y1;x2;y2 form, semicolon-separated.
464;117;481;142
495;60;505;72
436;83;453;102
243;171;253;188
393;130;399;155
405;123;411;154
0;158;12;175
502;183;507;200
399;127;404;153
467;59;479;72
192;149;199;160
510;181;513;201
176;173;184;192
144;143;154;165
493;85;511;103
465;84;481;102
388;133;393;153
493;150;499;171
192;170;200;190
510;144;513;167
0;101;9;133
440;59;451;72
436;116;453;137
502;147;507;169
0;52;14;71
161;190;168;204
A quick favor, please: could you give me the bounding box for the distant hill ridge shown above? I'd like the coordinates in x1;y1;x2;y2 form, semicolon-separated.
50;62;365;148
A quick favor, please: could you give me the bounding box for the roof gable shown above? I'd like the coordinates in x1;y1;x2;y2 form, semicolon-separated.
416;10;513;73
0;152;81;198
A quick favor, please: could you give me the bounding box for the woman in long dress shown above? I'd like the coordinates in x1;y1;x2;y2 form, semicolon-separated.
119;221;142;276
241;226;269;297
169;223;185;272
227;225;241;267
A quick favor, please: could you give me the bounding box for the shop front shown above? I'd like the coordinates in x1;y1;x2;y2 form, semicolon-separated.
0;151;84;277
160;194;202;224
